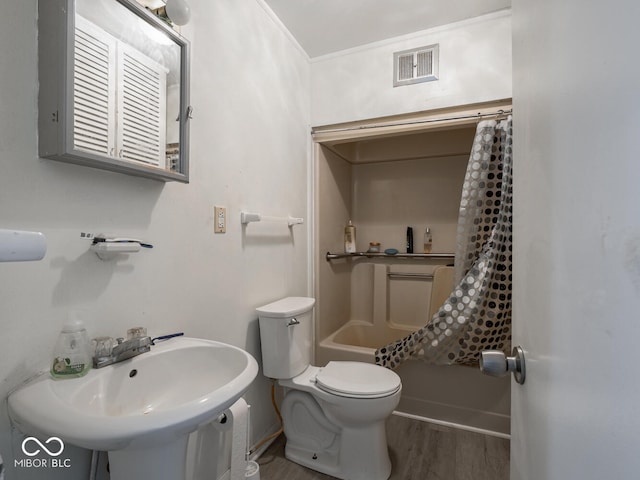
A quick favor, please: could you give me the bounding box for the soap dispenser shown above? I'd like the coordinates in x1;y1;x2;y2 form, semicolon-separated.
51;315;92;379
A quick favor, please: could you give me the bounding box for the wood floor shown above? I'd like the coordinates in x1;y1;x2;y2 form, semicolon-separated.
257;414;510;480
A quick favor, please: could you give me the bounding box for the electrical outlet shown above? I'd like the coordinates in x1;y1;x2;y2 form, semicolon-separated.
214;206;226;233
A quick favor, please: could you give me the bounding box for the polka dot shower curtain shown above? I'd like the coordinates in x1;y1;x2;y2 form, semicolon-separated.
376;116;513;368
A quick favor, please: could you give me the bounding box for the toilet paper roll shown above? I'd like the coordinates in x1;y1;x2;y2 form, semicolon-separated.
226;398;249;480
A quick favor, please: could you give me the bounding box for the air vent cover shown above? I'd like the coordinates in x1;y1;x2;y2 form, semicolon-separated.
393;44;439;87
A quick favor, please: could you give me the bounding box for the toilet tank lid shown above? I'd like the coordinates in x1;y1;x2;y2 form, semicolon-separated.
256;297;316;318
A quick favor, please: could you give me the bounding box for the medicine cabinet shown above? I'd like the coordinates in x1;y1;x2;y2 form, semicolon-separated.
38;0;191;182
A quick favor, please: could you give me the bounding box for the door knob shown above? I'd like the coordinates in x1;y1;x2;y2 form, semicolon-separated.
479;346;526;385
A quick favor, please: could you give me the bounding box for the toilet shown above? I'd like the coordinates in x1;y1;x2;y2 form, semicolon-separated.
257;297;401;480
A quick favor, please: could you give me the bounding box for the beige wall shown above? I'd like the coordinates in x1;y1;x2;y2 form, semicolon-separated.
315;145;353;342
351;155;469;255
316;128;471;342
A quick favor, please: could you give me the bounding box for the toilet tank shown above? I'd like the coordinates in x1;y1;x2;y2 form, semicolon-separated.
256;297;315;379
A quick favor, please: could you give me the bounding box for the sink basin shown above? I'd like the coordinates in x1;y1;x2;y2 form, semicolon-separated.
8;337;259;479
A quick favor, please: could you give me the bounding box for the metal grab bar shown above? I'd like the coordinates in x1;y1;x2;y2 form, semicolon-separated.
388;272;434;280
325;251;454;261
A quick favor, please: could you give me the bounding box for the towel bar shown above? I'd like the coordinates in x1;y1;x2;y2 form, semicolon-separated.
387;272;434;280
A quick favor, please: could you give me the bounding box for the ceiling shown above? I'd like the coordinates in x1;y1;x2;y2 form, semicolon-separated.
263;0;511;58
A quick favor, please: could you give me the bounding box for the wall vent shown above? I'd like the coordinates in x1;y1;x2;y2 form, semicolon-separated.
393;44;439;87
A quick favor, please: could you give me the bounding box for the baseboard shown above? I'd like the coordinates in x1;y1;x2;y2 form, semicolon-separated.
392;410;510;439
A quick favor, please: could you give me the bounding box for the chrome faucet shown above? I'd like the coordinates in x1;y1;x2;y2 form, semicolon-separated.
93;329;152;368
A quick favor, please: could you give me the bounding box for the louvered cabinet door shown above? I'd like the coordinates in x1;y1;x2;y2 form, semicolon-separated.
73;16;117;156
116;43;167;168
74;16;167;168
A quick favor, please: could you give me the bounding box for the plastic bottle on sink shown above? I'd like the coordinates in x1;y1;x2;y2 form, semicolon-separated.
51;316;92;379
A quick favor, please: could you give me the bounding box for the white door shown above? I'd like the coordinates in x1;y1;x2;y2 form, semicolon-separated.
511;1;640;478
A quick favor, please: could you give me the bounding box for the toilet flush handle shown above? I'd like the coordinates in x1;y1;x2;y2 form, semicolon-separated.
287;318;300;327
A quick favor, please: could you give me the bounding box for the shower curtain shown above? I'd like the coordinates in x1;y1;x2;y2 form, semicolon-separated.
375;116;513;368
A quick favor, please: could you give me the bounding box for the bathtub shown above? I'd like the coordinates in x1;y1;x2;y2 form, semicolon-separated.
315;262;511;437
321;320;413;356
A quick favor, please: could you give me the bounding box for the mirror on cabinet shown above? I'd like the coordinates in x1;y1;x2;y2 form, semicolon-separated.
38;0;190;182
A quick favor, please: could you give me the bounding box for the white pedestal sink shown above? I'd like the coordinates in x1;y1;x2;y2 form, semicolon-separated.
8;337;258;480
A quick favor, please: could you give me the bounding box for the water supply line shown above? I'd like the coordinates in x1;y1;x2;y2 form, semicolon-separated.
248;381;283;456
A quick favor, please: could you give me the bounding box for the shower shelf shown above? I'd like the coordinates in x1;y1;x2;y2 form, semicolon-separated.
325;252;455;261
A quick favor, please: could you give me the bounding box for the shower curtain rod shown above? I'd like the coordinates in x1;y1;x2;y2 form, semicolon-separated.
311;108;512;135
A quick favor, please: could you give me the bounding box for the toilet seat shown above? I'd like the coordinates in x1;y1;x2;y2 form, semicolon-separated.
315;361;401;399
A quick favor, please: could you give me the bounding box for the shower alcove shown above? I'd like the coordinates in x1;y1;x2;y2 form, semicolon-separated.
312;100;511;436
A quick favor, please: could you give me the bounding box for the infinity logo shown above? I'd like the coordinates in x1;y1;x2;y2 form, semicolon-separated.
21;437;64;457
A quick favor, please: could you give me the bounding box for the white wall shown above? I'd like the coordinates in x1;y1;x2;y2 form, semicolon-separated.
0;0;310;478
310;10;512;126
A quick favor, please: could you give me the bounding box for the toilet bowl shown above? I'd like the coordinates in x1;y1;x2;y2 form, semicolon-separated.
257;297;401;480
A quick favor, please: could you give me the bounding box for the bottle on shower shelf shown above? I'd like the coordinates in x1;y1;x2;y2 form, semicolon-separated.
423;226;433;254
344;220;356;253
406;226;414;253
